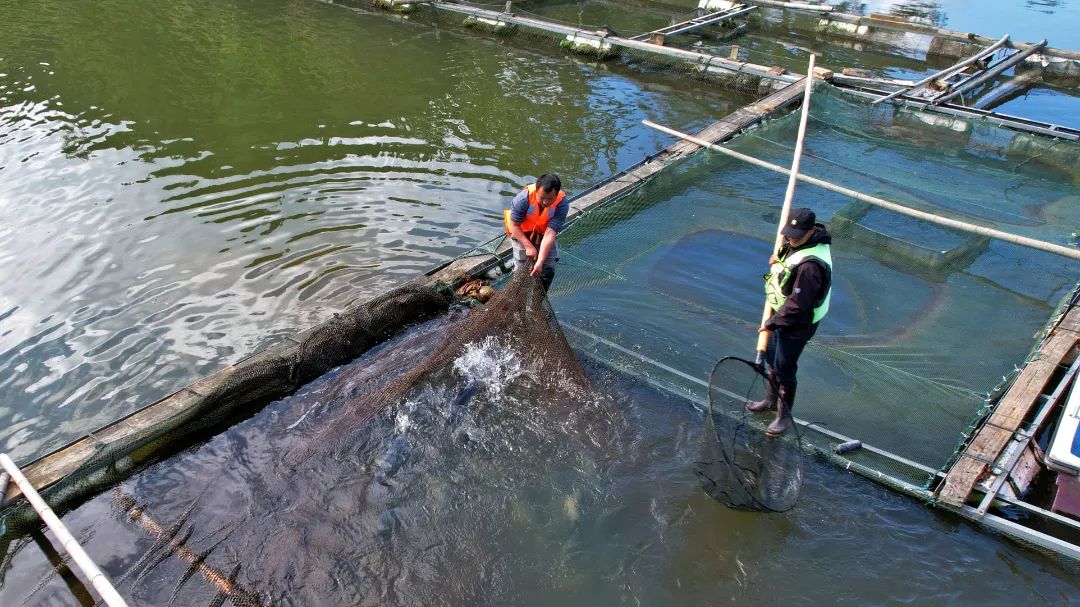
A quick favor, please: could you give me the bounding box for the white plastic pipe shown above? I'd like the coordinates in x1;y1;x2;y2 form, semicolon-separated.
773;57;816;254
0;453;129;607
640;121;1080;261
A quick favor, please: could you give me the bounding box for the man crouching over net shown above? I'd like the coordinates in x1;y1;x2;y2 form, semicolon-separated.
503;173;568;290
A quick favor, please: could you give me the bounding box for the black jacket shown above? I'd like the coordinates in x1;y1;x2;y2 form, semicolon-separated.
765;224;832;341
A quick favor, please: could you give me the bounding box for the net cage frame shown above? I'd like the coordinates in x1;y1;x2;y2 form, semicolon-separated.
340;0;1080;144
562;292;1080;561
2;8;1079;559
531;86;1079;557
334;0;804;96
445;87;1080;489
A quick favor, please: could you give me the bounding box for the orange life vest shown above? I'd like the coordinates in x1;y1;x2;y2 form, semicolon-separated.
503;184;566;244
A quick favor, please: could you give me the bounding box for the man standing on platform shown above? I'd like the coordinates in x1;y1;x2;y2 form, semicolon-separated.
746;207;834;437
504;173;568;291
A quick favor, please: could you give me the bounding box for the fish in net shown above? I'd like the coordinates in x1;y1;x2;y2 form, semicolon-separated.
696;356;803;512
287;268;591;465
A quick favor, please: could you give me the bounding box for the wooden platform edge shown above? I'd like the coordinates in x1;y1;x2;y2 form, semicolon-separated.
937;303;1080;507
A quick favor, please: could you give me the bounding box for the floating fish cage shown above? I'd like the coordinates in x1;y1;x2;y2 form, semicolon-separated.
3;2;1080;604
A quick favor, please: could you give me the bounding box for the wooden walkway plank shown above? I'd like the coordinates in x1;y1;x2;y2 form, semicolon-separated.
938;305;1080;506
1055;305;1080;335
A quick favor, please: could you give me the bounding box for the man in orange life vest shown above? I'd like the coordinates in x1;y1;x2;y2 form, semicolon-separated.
503;174;568;290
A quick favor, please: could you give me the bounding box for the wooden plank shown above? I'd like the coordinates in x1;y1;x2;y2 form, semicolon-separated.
1055;303;1080;335
429;81;805;284
1009;445;1042;496
938;327;1078;506
2;342;296;506
630;6;754;41
430;81;806;283
538;80;806;222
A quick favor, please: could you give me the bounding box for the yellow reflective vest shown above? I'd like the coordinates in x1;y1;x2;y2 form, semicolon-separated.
764;243;832;324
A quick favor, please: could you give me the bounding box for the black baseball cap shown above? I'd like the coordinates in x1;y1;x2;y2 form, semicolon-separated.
781;207;816;239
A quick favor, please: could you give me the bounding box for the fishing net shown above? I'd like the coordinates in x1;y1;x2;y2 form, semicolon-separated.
546;82;1080;497
286;268;588;464
0;282;453;533
0;267;618;605
697;356;802;512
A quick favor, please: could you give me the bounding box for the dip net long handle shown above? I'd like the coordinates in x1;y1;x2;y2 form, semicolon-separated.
756;54;816;361
0;454;129;607
640;122;1080;262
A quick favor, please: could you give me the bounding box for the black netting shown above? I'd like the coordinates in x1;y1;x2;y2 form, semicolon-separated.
0;265;622;605
294;283;451;385
287;270;589;465
1;282;452;533
697;356;803;512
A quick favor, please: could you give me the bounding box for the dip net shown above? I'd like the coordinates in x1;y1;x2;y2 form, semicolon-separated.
697;356;803;512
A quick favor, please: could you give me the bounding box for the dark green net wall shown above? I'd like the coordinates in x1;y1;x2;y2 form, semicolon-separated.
542;84;1080;489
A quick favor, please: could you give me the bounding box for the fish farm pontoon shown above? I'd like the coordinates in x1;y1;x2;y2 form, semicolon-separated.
2;0;1080;603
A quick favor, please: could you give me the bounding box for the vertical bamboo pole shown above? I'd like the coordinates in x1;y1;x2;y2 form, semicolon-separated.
755;54;816;366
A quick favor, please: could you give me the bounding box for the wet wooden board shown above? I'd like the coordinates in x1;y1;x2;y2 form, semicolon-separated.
938;305;1080;507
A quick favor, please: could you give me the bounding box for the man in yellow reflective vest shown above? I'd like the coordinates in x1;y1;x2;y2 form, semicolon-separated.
503;174;568;291
747;207;833;436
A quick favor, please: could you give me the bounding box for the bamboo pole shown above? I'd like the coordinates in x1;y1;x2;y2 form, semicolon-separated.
639;123;1080;262
755;54;816;365
115;490;267;606
431;2;801;84
972;70;1039;110
745;0;833;11
0;454;129;607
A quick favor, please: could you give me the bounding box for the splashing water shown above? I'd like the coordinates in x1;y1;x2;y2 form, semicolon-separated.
453;336;524;400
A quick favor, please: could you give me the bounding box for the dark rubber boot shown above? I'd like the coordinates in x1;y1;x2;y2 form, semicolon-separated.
745;370;779;412
767;383;796;437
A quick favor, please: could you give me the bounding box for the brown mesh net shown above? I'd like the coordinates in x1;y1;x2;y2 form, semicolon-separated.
1;282;452;534
289;269;589;464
